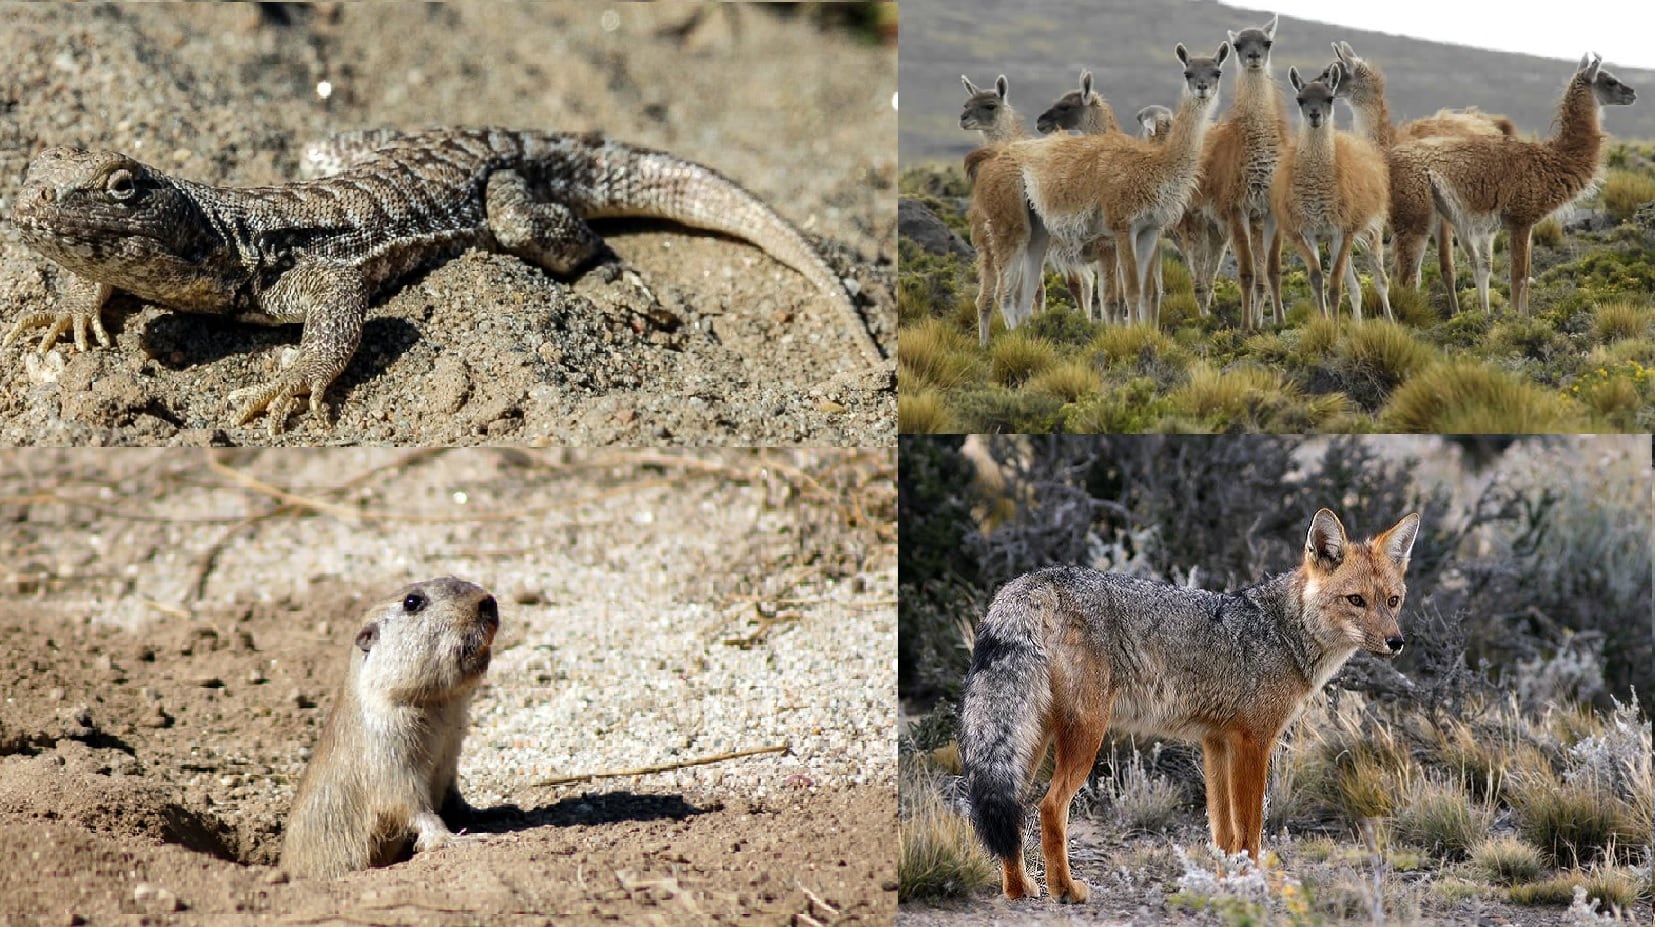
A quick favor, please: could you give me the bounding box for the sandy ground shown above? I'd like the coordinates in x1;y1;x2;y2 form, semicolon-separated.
0;3;897;446
0;448;898;925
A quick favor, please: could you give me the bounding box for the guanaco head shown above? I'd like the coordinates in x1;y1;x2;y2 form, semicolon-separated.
961;74;1015;133
1036;70;1100;134
1301;509;1420;660
1577;54;1638;107
1290;64;1340;130
1176;42;1229;101
1321;40;1379;105
1227;13;1278;72
1136;104;1175;141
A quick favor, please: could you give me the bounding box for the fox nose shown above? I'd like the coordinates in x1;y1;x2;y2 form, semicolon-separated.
1385;636;1406;654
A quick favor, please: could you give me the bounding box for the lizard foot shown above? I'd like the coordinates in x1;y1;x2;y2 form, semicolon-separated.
3;311;111;353
228;374;330;437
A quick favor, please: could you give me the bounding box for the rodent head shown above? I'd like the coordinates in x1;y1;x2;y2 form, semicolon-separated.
352;577;500;705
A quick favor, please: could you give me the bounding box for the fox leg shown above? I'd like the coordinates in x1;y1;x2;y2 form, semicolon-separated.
1226;731;1273;859
1201;735;1237;852
999;732;1050;900
1038;710;1108;904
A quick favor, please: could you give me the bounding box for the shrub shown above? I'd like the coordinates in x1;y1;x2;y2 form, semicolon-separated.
1331;320;1435;409
898;770;997;901
1532;216;1564;248
898;389;957;434
1380;360;1591;432
1168;363;1351;432
1095;744;1187;834
1063;378;1171;433
1512;779;1643;867
989;330;1059;387
1601;168;1655;223
1026;303;1100;349
897;318;976;391
951;384;1065;433
1026;359;1102;403
1472;836;1544;885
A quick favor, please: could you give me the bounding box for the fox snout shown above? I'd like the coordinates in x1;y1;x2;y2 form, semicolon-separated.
1383;634;1405;656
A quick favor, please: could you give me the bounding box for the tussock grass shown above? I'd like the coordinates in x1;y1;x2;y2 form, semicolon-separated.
898;389;957;434
1512;778;1643;867
897;318;975;391
1387;284;1439;327
1394;777;1492;859
1592;300;1651;342
1508;867;1643;909
1472;836;1545;885
1089;324;1178;366
1298;316;1338;357
1601;168;1655;222
1025;359;1101;403
1430;717;1511;804
989;330;1058;387
898;770;997;901
1167;363;1352;432
1333;320;1436;407
1381;360;1590;432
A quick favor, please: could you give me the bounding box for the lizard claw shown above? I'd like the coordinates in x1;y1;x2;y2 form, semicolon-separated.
3;311;112;353
228;374;331;436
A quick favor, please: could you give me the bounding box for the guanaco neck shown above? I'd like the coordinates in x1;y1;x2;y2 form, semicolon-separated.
1550;75;1603;166
1346;65;1396;149
1229;63;1285;135
1163;89;1217;176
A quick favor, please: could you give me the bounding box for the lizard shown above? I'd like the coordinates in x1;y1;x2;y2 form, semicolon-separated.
4;127;884;434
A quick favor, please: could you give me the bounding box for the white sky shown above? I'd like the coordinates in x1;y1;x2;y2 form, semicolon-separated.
1224;1;1655;71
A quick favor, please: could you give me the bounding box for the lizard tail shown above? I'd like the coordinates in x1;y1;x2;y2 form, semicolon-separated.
541;135;883;365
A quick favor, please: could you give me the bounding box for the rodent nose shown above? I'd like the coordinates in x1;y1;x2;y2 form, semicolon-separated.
1386;636;1406;654
477;595;499;630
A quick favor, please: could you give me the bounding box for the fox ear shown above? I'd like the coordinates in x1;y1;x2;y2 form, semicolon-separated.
1305;508;1347;568
1375;512;1421;568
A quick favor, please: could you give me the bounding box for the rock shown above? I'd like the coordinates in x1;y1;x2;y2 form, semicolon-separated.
133;883;182;912
898;197;972;258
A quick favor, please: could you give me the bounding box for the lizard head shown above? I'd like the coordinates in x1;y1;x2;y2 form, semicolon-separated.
12;147;212;280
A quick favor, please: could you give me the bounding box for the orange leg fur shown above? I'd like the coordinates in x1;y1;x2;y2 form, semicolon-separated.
1508;222;1533;315
1225;731;1272;859
1437;219;1459;314
1201;735;1237;852
1039;712;1108;903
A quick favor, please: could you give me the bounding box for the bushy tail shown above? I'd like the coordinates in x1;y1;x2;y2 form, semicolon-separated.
958;586;1050;861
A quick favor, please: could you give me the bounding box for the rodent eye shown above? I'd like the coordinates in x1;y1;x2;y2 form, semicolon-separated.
106;169;135;200
1345;594;1366;608
1387;595;1400;608
403;593;427;613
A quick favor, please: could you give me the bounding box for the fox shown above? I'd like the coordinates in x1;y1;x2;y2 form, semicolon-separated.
958;508;1421;903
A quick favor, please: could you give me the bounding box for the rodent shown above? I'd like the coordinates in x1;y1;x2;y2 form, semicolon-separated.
280;577;500;878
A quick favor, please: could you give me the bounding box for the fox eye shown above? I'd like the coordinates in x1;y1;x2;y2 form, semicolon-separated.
1345;594;1366;608
403;593;427;614
1387;595;1400;608
106;169;135;200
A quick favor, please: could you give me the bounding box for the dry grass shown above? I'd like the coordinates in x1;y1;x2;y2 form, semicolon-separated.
1472;836;1545;885
1601;168;1655;222
1508;867;1643;909
1025;359;1102;402
1511;778;1644;868
989;329;1059;387
1088;323;1179;366
897;317;976;391
1592;301;1652;343
1394;776;1493;859
1381;359;1591;432
898;769;998;901
898;389;957;434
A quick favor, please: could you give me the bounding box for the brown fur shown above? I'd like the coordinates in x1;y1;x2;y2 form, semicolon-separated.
962;74;1046;331
281;578;499;878
1325;42;1517;311
1141;104;1229;315
1191;16;1288;329
1397;55;1636;314
1036;70;1126;323
978;44;1226;331
1272;65;1392;319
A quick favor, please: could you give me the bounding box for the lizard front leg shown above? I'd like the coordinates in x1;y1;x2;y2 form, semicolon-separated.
226;261;368;436
2;272;114;353
484;169;607;274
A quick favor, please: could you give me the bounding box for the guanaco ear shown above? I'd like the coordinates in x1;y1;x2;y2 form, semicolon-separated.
1227;28;1239;47
1081;70;1093;98
1264;13;1279;39
1215;42;1230;66
1289;66;1304;91
355;621;380;653
1327;61;1343;93
1583;54;1602;84
1176;43;1190;66
962;75;978;96
1305;508;1348;569
995;75;1009;101
1374;513;1422;569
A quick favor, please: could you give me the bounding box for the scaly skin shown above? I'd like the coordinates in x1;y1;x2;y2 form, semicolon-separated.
6;127;878;434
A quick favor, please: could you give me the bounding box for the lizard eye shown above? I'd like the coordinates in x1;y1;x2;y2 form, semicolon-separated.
1345;594;1366;608
403;593;427;614
106;169;136;200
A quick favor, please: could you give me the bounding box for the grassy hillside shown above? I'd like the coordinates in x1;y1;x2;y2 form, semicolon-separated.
897;143;1655;434
901;0;1655;164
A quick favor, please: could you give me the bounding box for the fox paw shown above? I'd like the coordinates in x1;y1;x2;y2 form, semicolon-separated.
1053;879;1089;904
